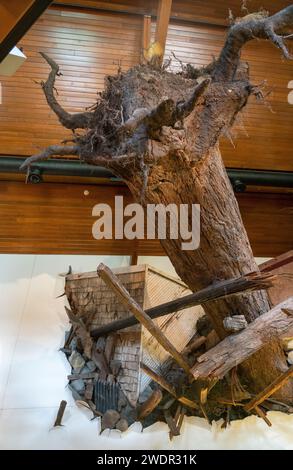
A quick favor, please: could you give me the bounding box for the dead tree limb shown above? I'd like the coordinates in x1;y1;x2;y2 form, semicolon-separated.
40;52;94;129
90;272;275;338
214;6;293;80
19;145;80;170
191;297;293;381
97;263;191;375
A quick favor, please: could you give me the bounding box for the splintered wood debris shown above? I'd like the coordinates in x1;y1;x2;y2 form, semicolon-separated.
58;263;292;435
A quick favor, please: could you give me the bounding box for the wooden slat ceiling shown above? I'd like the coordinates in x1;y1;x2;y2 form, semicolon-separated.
0;181;291;257
0;6;292;171
53;1;291;26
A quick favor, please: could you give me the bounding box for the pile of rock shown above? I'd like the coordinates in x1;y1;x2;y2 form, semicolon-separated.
62;327;157;433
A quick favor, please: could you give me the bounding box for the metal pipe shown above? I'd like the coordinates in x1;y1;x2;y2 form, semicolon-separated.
0;156;292;189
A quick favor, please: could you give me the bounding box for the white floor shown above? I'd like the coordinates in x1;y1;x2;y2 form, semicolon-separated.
0;254;292;450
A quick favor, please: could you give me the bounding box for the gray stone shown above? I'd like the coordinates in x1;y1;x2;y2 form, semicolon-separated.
121;404;136;425
69;337;77;351
70;379;85;393
101;409;120;431
115;418;129;432
138;385;153;404
80;365;90;375
69;351;85;373
64;330;71;342
96;336;106;351
118;390;128;411
86;360;96;372
68;384;82;401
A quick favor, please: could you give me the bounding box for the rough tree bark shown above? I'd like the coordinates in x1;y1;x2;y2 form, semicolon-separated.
22;6;293;402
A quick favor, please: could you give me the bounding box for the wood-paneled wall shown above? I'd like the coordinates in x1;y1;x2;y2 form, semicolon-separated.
164;21;293;171
0;5;292;171
0;181;292;257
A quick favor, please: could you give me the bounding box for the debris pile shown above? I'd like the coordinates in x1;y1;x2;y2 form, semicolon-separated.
59;262;293;435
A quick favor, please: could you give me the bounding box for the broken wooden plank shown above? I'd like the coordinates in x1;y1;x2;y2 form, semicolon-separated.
244;365;293;412
164;409;180;438
54;400;67;427
137;389;163;420
91;271;275;338
84;382;94;401
67;372;97;381
191;297;293;381
183;336;207;355
254;405;272;427
140;362;198;410
140;362;177;396
223;315;247;332
97;263;191;375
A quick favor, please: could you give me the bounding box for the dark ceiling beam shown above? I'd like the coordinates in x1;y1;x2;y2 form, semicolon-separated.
0;0;53;63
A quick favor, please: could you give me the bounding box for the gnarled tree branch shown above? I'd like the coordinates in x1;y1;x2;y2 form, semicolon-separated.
214;5;293;81
40;52;94;130
19;145;80;170
19;145;135;172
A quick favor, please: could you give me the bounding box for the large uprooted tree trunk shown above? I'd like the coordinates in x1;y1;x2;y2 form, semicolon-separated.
22;6;293;402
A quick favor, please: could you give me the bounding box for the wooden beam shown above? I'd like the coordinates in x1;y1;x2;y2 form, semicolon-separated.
259;250;293;306
140;362;177;396
0;0;34;43
191;297;293;381
137;389;163;420
142;15;152;61
244;365;293;412
90;271;275;337
0;1;53;62
140;362;199;410
154;0;172;62
97;263;191;375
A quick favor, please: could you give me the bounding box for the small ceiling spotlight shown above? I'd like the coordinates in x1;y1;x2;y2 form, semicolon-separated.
27;168;43;184
232;179;246;193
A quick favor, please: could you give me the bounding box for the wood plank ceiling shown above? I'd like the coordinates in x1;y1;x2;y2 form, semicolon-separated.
0;3;292;170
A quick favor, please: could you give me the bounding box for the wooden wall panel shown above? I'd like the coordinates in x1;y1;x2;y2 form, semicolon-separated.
0;8;142;155
0;5;292;172
0;181;291;257
164;21;293;171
